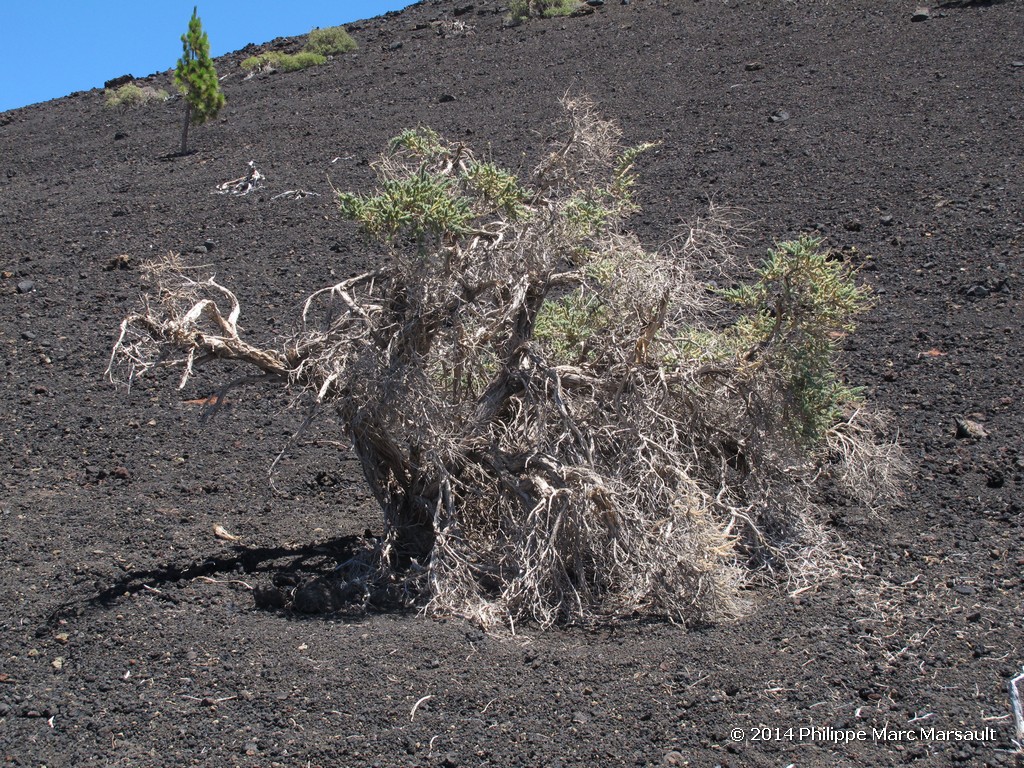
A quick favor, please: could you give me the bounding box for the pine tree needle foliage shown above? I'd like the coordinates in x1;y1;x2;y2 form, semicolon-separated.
110;95;905;628
174;6;225;154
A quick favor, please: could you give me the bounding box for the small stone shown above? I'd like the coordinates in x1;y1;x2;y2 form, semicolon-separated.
572;711;589;724
911;7;930;21
114;132;128;141
388;41;403;51
52;657;64;670
1013;61;1024;68
244;740;259;756
16;280;35;294
203;239;216;251
21;331;36;341
439;93;456;103
955;418;988;440
586;0;605;6
879;214;894;225
745;61;764;72
192;245;208;254
664;752;686;766
770;109;790;123
964;284;989;299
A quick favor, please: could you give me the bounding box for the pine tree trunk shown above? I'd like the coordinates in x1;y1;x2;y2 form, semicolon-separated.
180;101;192;155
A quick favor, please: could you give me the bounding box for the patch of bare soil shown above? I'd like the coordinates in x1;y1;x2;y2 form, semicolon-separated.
1;1;1021;766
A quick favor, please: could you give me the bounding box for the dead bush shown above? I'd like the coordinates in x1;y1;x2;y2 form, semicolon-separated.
109;95;904;627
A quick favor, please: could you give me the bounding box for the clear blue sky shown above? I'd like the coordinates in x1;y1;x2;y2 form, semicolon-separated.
1;1;414;113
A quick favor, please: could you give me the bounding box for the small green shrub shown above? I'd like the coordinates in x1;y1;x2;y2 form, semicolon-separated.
721;236;872;444
508;0;582;22
304;25;358;56
104;83;169;110
241;50;326;73
242;25;356;75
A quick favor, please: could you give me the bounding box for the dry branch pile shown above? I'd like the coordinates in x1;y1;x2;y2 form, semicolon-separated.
110;96;903;627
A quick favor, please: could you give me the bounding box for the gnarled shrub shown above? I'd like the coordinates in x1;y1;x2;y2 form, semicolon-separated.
110;96;903;627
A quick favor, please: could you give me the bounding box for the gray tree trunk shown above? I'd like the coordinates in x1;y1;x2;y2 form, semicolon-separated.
180;101;192;155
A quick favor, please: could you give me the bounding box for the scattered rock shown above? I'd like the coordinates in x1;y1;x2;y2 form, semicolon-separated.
745;61;764;71
879;213;894;225
21;331;35;341
664;752;686;766
439;93;456;103
1013;61;1024;68
113;132;127;141
955;418;988;440
16;280;35;294
193;245;208;254
964;284;989;299
292;577;362;613
243;740;259;756
253;585;287;610
104;74;134;90
105;254;133;271
388;41;403;51
911;7;930;22
770;109;790;122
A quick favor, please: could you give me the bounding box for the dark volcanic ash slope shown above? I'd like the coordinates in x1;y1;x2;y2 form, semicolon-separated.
1;1;1022;766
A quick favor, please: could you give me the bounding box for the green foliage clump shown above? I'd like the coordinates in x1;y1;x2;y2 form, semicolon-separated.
104;83;169;110
388;127;447;158
242;25;356;75
721;236;872;443
534;290;609;363
304;25;358;56
338;171;472;245
508;0;582;22
338;127;532;246
241;50;326;73
463;161;530;218
174;7;225;153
